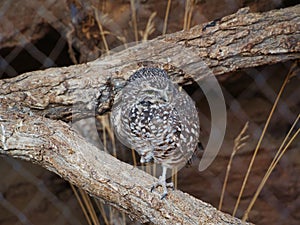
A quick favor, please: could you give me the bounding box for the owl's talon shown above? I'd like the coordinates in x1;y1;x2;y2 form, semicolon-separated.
150;185;155;192
151;181;173;199
151;181;173;192
151;167;174;199
166;182;174;190
160;193;168;200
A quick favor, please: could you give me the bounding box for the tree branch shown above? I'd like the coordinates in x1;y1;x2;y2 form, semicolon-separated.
0;5;299;121
0;5;299;224
0;100;250;224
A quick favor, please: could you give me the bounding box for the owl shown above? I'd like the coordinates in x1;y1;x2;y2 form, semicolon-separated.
111;67;200;199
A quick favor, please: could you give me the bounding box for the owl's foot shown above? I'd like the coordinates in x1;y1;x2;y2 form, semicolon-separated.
150;166;174;199
151;179;174;199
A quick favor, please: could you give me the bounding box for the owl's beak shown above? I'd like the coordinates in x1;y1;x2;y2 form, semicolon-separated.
160;90;169;102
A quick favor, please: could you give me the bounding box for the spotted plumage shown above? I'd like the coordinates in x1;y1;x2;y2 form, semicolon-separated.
111;67;200;198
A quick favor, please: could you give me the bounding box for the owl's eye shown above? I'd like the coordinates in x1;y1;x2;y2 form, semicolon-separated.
145;90;155;95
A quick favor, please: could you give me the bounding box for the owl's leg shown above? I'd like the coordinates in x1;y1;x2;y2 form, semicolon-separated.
151;166;174;199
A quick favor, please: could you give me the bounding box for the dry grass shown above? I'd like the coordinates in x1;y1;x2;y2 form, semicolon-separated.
140;12;157;41
218;122;249;211
183;0;195;30
232;62;297;217
242;113;299;221
70;184;101;225
163;0;172;35
130;0;139;43
241;61;300;221
94;9;110;55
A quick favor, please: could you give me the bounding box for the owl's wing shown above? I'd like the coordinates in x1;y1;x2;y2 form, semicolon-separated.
173;90;200;159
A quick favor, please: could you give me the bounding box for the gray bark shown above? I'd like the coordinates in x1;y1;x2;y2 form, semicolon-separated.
1;5;300;224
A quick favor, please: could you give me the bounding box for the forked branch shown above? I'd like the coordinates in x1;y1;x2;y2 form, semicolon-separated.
1;5;299;224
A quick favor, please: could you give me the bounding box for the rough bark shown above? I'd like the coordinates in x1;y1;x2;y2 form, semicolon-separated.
0;5;299;121
0;5;299;225
0;100;250;225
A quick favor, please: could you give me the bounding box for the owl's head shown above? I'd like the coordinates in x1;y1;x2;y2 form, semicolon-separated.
128;67;178;104
128;67;169;82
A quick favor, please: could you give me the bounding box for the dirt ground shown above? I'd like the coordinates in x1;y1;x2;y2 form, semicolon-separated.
0;0;299;225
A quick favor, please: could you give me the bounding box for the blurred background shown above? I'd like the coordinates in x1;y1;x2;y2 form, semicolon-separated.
0;0;299;225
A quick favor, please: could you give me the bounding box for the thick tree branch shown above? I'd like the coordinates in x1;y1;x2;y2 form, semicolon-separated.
0;100;250;224
0;6;299;224
0;5;299;121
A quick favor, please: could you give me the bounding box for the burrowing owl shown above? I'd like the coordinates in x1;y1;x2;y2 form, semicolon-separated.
111;67;200;199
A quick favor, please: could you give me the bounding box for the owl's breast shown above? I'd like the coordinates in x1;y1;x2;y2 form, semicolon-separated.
127;100;184;158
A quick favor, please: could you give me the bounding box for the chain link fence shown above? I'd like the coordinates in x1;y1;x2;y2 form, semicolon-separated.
0;0;299;225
